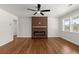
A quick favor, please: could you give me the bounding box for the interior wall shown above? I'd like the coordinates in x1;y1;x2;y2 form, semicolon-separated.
48;17;59;37
17;17;31;37
17;16;59;37
0;9;17;46
59;8;79;45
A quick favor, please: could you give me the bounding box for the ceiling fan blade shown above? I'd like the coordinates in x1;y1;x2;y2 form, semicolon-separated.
37;4;41;11
40;12;44;15
33;12;37;15
27;8;36;11
41;10;50;12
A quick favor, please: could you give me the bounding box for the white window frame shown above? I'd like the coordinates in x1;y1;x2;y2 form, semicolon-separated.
63;18;70;32
63;16;79;33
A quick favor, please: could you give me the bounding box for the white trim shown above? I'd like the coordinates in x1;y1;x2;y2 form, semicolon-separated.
0;39;13;47
61;36;79;46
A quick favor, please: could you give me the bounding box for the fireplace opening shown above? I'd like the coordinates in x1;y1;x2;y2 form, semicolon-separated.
33;31;46;36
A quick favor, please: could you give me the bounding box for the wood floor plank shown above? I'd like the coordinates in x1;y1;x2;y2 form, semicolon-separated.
0;37;79;54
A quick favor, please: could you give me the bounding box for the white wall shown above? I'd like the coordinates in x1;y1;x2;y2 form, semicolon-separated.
17;17;31;37
48;17;59;37
59;8;79;45
0;9;17;46
17;16;59;37
13;19;18;36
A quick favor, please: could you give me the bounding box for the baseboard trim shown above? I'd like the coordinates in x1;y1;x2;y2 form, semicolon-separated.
0;39;13;47
16;37;32;39
60;37;79;46
16;37;60;39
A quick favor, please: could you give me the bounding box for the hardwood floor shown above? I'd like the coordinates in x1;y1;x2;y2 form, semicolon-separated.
0;37;79;54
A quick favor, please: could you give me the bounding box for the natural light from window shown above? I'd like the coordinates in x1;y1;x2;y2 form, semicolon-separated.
63;17;79;33
64;19;70;32
72;18;79;32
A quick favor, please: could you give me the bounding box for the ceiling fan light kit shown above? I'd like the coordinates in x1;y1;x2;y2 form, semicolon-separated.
27;4;50;15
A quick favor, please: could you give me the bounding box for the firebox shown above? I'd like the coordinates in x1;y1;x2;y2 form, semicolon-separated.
34;31;45;36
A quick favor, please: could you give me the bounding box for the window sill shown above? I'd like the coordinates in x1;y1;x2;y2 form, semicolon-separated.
62;31;79;34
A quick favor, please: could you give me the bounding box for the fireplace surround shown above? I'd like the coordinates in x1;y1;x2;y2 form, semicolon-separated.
32;17;48;39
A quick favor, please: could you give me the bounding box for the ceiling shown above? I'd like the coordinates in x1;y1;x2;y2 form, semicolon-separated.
0;4;79;17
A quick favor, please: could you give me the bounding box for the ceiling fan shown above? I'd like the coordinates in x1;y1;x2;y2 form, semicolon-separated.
27;4;50;15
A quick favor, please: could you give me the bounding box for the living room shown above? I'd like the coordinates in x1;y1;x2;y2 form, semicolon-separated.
0;4;79;54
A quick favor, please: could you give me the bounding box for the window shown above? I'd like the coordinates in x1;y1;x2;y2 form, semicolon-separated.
72;18;79;32
64;19;70;32
63;16;79;33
